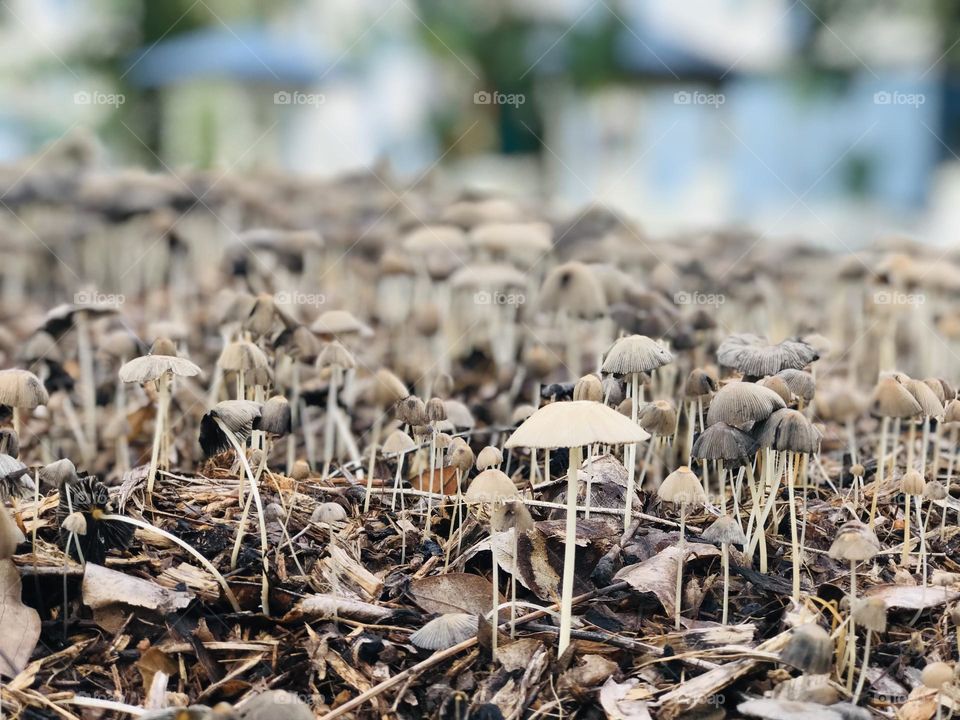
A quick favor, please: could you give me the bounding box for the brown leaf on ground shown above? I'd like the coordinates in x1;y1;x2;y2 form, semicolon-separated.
0;559;40;678
409;573;504;616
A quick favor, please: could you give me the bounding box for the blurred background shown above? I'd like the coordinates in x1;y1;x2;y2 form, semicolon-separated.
3;0;960;244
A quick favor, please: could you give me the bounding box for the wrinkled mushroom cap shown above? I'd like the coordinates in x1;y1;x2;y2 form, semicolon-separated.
601;334;674;375
120;339;201;383
717;334;818;377
692;422;758;463
573;374;603;402
901;469;926;496
706;381;785;428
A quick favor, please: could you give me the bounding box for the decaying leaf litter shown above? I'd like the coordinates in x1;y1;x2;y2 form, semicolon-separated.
3;144;960;719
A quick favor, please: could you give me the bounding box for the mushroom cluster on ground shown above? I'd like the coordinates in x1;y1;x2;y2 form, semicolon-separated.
1;146;960;719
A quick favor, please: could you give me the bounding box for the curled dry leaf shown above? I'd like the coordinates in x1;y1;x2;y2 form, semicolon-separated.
284;594;398;624
82;563;193;613
409;573;504;616
0;559;40;677
863;584;960;610
615;544;719;617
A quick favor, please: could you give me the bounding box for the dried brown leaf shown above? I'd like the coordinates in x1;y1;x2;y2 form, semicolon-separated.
409;573;504;616
0;559;40;677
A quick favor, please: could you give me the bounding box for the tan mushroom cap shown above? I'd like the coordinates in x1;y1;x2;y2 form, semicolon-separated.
0;368;49;408
870;376;922;419
317;340;356;370
310;309;373;338
465;468;519;503
505;400;650;450
572;374;603;402
828;520;880;561
538;261;607;319
382;429;416;457
658;466;705;507
476;445;503;471
217;340;269;373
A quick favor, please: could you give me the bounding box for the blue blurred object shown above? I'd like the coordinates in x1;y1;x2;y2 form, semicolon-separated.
615;23;727;78
125;25;323;86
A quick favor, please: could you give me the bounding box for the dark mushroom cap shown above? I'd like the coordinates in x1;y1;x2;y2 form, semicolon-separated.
692;422;759;463
754;408;822;454
706;381;785;428
717;333;818;377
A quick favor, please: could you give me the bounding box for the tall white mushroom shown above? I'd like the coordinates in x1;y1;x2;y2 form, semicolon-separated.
505;400;648;654
118;338;201;498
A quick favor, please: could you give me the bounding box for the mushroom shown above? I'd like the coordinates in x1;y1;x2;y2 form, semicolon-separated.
754;408;822;597
851;596;887;703
828;520;880;690
701;514;746;624
119;338;201;499
383;429;416;511
506;400;648;653
602;334;673;529
464;467;519;661
658;465;706;629
781;623;833;675
199;399;270;614
363;368;409;512
410;613;477;651
716;333;818;380
317;341;356;480
538;261;607;378
868;375;921;527
0;368;48;442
